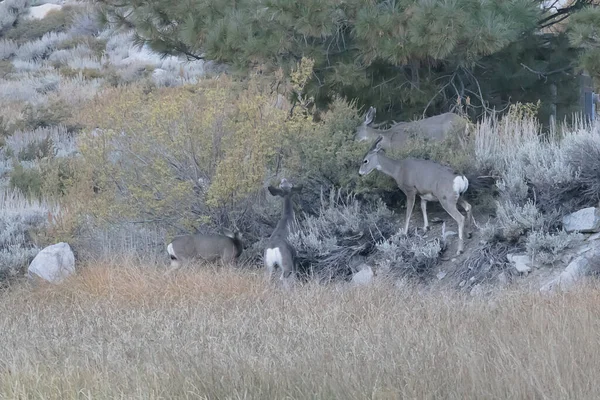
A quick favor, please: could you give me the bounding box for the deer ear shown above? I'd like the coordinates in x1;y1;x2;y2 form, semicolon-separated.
364;106;376;125
291;185;303;194
268;186;284;197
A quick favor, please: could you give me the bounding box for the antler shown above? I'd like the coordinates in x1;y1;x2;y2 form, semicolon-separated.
368;135;384;153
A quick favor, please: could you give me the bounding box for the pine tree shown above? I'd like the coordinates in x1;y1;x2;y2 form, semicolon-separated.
96;0;600;122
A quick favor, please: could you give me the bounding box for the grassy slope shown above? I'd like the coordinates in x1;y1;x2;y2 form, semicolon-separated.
2;263;600;399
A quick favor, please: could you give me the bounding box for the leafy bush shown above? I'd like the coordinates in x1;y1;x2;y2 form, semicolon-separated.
288;188;395;281
0;39;18;60
4;6;76;43
0;189;57;281
9;163;43;198
14;31;69;61
0;0;31;33
73;62;362;238
525;230;584;266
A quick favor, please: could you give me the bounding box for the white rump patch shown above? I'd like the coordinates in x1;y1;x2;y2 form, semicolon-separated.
452;175;469;195
167;243;176;259
265;247;283;268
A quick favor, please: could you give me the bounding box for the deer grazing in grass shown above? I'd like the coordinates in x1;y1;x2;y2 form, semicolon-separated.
359;136;472;255
264;178;302;287
167;229;243;269
355;106;468;150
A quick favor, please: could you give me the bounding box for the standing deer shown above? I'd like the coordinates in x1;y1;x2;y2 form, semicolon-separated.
167;229;243;269
355;106;468;150
359;136;472;255
264;178;302;287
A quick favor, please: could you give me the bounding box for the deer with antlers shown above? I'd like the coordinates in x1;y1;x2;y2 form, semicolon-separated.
359;136;472;255
355;106;468;150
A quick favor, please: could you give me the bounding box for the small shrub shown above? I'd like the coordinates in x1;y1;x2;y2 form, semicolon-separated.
9;162;43;198
526;230;584;266
17;135;52;161
494;199;547;242
0;189;58;280
4;6;76;43
289;188;396;281
13;31;69;60
374;229;443;278
20;99;71;129
0;39;18;60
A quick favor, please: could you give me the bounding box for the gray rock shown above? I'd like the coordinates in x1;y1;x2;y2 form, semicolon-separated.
470;284;483;297
507;253;532;273
562;207;600;233
587;232;600;241
351;265;374;286
541;241;600;292
28;242;75;284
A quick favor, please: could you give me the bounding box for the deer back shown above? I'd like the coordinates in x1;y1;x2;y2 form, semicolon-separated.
170;233;242;261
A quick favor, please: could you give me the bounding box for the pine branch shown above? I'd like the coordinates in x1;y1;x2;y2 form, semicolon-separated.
537;0;592;29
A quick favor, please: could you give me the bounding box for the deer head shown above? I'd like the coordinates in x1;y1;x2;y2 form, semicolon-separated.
354;106;377;142
358;136;385;176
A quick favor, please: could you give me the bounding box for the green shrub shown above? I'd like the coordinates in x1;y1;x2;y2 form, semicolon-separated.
526;230;584;266
9;163;43;198
5;6;77;43
19;99;71;130
17;135;52;161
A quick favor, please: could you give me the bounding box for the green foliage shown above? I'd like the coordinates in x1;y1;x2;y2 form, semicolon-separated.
71;63;365;235
568;7;600;85
9;163;43;198
100;0;599;122
17;135;52;161
4;6;76;43
19;100;72;130
526;230;584;265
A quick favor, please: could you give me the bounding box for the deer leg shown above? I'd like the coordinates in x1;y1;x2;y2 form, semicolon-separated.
403;191;416;235
439;199;466;255
420;197;429;232
458;198;473;227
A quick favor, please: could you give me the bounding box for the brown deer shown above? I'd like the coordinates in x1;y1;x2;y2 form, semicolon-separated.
355;106;468;150
264;178;302;288
359;136;472;255
167;229;243;269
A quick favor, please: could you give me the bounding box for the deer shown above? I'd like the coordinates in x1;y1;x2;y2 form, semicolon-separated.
354;106;468;150
166;229;243;270
359;136;472;255
264;178;302;287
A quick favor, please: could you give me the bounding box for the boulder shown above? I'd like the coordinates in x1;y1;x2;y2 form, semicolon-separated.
507;253;532;274
28;242;75;284
562;207;600;233
23;3;63;20
541;241;600;292
351;264;374;286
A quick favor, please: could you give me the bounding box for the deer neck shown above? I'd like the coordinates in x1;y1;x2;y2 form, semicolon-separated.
272;194;295;239
375;153;401;178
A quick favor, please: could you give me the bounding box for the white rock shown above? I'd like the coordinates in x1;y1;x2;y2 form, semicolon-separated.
23;4;63;20
436;270;447;280
351;265;373;286
562;207;600;233
28;242;75;284
507;253;532;273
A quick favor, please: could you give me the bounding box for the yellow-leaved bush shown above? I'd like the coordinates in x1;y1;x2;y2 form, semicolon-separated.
71;62;365;233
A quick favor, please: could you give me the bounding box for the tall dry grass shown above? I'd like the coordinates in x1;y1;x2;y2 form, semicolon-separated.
2;262;600;399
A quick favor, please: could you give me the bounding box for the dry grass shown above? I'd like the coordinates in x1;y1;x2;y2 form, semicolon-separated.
2;262;600;399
